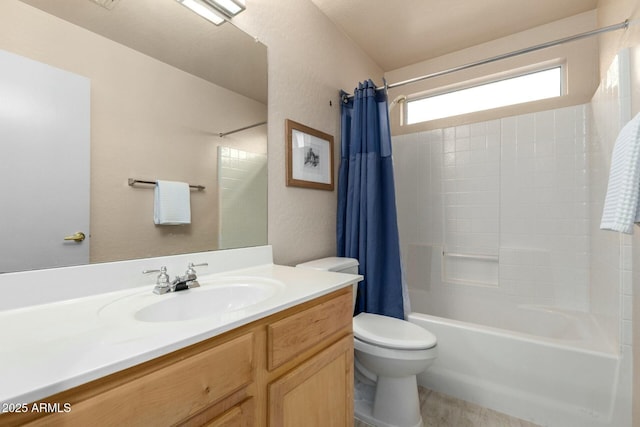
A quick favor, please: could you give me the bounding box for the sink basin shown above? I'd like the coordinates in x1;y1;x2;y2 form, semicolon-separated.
99;276;284;323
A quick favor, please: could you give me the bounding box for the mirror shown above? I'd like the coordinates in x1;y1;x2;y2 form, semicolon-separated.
0;0;267;273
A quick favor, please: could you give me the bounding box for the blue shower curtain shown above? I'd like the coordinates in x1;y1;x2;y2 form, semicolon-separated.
338;80;404;319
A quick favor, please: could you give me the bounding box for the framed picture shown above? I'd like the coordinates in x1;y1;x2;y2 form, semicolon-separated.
285;119;334;191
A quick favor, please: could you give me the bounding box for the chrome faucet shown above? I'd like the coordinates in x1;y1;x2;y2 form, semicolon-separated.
144;263;208;294
171;262;208;291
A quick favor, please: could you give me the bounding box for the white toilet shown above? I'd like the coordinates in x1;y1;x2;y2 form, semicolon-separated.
296;257;437;427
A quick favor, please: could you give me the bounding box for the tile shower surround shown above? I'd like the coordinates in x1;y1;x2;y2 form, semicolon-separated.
394;104;592;312
394;51;632;426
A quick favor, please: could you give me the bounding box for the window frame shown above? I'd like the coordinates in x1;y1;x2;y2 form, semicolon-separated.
403;63;566;125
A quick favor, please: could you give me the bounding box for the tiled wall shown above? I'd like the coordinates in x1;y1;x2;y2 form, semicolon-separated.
590;49;631;351
442;121;501;259
394;103;593;314
500;106;590;309
217;146;268;249
395;51;631;355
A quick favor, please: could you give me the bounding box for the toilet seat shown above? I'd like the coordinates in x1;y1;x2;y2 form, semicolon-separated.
353;313;436;350
354;336;437;362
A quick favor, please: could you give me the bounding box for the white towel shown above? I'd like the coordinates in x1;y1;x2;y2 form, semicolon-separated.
154;180;191;225
600;112;640;234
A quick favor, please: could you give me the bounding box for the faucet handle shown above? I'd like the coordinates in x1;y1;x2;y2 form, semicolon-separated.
186;262;208;276
181;262;208;289
143;266;171;287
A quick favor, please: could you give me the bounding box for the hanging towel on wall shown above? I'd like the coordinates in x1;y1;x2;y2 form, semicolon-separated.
154;180;191;225
601;112;640;234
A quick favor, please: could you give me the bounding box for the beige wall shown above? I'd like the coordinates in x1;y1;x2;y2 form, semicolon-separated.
385;11;600;135
233;0;383;266
598;0;640;76
0;1;267;263
0;0;384;268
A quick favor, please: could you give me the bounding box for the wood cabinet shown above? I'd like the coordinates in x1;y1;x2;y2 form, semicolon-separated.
269;336;353;427
268;290;353;426
0;287;353;427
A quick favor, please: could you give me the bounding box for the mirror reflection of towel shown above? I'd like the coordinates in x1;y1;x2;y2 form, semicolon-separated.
601;113;640;234
154;180;191;225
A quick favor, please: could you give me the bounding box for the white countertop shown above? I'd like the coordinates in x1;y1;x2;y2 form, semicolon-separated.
0;263;360;406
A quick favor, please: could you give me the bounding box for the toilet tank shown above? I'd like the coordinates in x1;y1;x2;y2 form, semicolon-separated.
296;257;359;274
296;257;360;309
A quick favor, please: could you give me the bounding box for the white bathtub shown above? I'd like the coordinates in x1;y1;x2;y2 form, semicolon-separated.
409;306;624;427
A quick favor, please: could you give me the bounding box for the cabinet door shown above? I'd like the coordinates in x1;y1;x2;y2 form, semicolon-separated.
269;335;353;427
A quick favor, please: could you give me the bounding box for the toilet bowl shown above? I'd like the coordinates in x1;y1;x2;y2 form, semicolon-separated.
296;257;438;427
353;312;437;427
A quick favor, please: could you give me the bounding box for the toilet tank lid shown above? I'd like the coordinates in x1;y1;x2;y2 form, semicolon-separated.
295;257;359;272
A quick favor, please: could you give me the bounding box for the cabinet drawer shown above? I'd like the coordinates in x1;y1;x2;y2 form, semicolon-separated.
203;397;254;427
268;290;352;370
29;332;254;427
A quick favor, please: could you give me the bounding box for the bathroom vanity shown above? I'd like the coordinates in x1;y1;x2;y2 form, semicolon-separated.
0;246;360;426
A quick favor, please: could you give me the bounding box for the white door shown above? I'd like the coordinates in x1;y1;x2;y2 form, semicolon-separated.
0;49;90;272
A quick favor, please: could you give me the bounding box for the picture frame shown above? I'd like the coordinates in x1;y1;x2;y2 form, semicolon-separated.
285;119;334;191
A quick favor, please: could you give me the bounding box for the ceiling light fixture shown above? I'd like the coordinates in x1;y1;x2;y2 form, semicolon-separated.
175;0;245;26
203;0;245;17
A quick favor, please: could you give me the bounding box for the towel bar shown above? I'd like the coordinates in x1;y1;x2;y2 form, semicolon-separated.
128;178;205;190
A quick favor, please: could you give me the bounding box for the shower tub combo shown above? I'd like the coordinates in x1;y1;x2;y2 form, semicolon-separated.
408;290;622;427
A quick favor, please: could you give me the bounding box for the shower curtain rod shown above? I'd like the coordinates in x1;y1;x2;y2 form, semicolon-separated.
341;19;629;103
218;121;267;137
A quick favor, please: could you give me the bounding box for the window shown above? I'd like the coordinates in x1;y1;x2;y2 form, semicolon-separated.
405;66;562;124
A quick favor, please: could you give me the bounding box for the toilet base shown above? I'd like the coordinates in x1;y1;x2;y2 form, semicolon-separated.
355;400;423;427
354;373;423;427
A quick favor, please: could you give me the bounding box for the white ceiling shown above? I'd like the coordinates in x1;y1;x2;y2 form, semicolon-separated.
310;0;599;71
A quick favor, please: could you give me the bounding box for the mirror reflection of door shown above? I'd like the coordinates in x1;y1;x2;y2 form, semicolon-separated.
0;49;90;272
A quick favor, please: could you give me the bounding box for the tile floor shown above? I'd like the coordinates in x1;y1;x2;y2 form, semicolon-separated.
354;387;541;427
